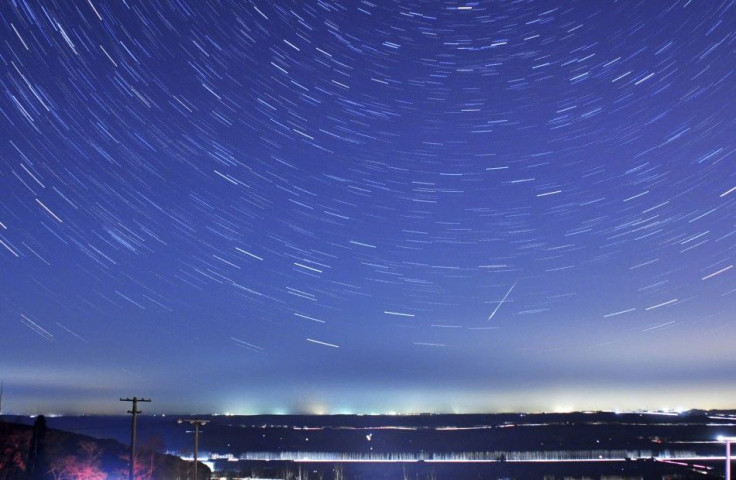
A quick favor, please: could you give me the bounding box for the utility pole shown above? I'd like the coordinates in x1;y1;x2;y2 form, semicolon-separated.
178;419;209;480
121;396;151;480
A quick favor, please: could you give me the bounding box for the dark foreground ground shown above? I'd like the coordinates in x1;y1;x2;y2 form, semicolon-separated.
3;410;735;479
223;459;720;480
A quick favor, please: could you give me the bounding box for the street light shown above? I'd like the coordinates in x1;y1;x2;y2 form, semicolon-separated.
717;436;736;480
178;419;209;480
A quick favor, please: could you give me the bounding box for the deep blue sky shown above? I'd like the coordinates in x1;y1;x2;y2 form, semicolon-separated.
1;0;735;415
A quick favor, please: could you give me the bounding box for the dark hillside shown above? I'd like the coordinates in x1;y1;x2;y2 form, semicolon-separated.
0;418;208;480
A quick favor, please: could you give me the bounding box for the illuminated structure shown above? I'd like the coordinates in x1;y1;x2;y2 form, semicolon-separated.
718;436;736;480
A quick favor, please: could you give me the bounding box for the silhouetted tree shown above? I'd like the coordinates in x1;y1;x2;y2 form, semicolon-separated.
26;417;50;480
0;425;30;480
48;441;105;480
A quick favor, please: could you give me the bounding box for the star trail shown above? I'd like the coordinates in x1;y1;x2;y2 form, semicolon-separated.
1;0;735;415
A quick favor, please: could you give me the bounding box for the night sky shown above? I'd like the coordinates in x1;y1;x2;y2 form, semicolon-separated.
1;0;735;415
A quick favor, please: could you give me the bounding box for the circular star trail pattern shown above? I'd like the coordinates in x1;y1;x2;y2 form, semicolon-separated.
1;1;734;414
